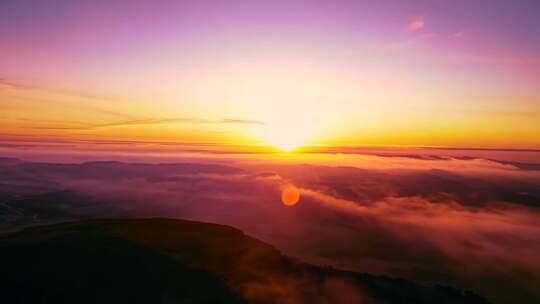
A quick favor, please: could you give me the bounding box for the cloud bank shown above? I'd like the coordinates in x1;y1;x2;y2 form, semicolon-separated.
1;154;539;303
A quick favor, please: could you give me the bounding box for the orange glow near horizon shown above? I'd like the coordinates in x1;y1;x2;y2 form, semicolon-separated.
1;81;539;150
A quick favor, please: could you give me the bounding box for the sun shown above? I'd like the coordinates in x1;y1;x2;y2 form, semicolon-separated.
241;81;339;152
274;142;298;152
265;129;308;152
263;124;311;152
269;137;302;152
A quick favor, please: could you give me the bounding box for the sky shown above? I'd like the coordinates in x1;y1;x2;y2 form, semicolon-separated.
1;0;540;151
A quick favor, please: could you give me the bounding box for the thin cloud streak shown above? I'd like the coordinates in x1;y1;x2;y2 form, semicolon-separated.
20;117;265;131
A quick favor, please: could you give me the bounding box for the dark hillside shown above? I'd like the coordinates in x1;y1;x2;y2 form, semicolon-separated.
0;218;489;304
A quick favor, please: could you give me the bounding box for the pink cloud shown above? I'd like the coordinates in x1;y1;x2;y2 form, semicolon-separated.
407;18;425;31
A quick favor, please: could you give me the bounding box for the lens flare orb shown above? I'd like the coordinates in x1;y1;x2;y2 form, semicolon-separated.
281;185;300;206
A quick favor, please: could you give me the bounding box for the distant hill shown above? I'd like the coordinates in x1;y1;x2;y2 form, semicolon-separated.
0;218;489;304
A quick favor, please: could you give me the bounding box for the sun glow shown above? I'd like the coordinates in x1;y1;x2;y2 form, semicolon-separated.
273;142;299;152
262;123;312;152
250;99;334;152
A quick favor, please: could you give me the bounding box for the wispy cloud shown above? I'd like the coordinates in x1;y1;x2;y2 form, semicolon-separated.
2;77;264;132
1;78;135;120
20;117;265;131
0;78;33;90
97;118;265;128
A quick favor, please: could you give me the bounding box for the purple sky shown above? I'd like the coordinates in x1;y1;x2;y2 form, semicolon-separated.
3;0;539;89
